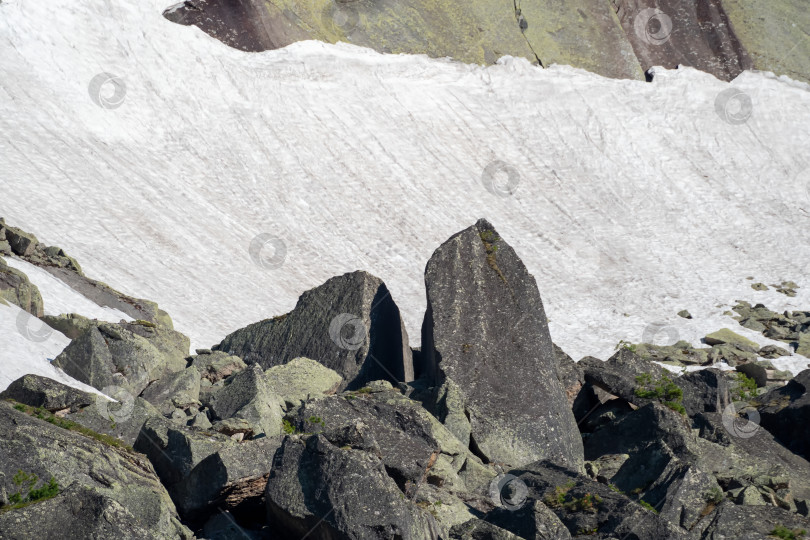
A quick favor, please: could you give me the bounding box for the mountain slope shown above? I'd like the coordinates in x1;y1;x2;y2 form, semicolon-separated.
1;0;810;370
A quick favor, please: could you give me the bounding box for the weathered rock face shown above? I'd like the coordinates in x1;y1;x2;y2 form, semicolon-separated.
171;436;281;522
215;270;413;390
420;219;582;469
0;374;95;412
66;395;163;447
163;0;644;80
0;257;43;316
189;350;247;383
161;0;809;83
265;434;440;539
53;321;189;396
0;402;191;538
754;369;810;460
490;461;691;539
695;502;810;540
613;0;752;81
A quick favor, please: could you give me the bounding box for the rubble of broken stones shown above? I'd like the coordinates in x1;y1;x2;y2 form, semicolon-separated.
0;218;809;540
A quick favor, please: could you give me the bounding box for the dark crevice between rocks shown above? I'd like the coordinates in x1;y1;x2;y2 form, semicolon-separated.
467;431;490;464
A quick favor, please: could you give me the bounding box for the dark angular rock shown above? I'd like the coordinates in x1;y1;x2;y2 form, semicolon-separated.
171;436;282;523
265;434;440;539
676;369;731;417
0;402;191;538
3;225;38;256
53;325;116;390
0;374;95;412
613;0;752;82
754;369;810;460
215;270;413;390
578;349;668;409
419;219;582;469
134;416;235;487
484;500;571;539
759;344;792;359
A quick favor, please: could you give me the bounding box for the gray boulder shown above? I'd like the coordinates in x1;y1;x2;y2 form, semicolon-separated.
264;357;343;409
53;321;189;396
0;402;191;538
215;270;413;390
140;367;201;415
189;350;247;383
0;374;95;412
205;364;284;438
419;219;582;469
65;394;163;446
41;313;94;339
0;257;44;316
265;434;440;539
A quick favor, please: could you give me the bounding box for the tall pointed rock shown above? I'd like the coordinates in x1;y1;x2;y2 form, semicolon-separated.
420;219;583;469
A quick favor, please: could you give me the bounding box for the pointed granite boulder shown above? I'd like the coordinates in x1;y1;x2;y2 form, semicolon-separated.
420;219;583;470
214;271;412;390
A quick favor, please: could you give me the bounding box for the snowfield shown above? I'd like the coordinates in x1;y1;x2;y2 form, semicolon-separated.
2;0;810;382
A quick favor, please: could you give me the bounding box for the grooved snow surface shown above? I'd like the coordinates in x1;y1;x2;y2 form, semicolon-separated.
2;0;810;373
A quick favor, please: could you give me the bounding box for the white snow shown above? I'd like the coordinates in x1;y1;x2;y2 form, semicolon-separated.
4;257;133;323
1;0;810;377
0;301;107;395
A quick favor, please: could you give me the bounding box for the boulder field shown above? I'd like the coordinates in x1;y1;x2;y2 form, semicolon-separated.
1;218;809;539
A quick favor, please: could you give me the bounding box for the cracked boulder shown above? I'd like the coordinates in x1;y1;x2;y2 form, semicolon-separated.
420;219;582;469
265;434;440;539
215;270;413;390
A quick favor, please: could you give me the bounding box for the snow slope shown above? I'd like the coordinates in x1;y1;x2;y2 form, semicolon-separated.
0;302;106;395
4;258;132;323
2;0;810;371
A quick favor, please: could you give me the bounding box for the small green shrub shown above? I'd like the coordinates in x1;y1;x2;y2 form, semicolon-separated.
282;419;297;434
769;525;807;540
307;416;325;427
634;373;685;415
544;483;601;513
615;340;637;353
2;470;59;511
639;499;658;513
704;486;724;504
735;373;758;401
